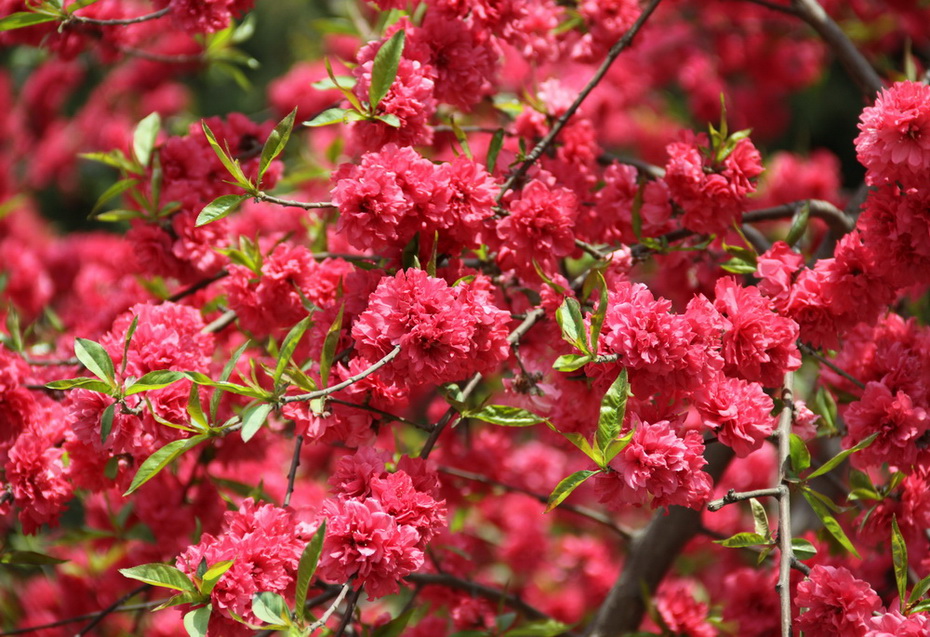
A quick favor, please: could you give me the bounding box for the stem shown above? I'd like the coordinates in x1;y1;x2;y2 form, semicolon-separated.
167;270;228;303
327;398;432;431
405;573;552;623
742;199;854;237
116;46;203;64
707;487;784;512
66;6;171;26
283;434;303;507
743;0;799;15
0;602;163;636
74;584;151;636
280;345;401;404
496;0;664;202
332;585;362;637
257;193;335;210
597;153;666;179
791;0;883;98
202;310;237;334
306;582;352;634
776;374;795;637
798;342;866;390
440;466;632;540
419;373;481;459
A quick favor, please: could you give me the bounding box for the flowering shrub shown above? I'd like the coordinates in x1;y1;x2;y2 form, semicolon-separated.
3;0;930;636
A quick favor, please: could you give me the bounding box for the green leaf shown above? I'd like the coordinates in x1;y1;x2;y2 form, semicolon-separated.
240;403;273;443
153;591;207;612
121;315;139;379
373;606;417;637
183;605;211;637
0;11;58;31
0;550;66;566
132;112;161;168
201;121;252;190
66;0;103;12
259;108;297;184
487;129;505;174
892;516;908;611
196;194;247;227
545;470;598;513
596;369;629;455
303;107;352;128
504;619;573;637
319;305;344;387
125;370;186;395
369;29;406;112
274;316;312;386
791;537;817;561
90;178;139;217
789;433;811;474
375;113;401;127
552;354;591;372
465;405;544;427
124;435;209;495
100;402;116;445
324;56;364;114
588;271;609;353
713;532;770;548
603;428;635;464
813;386;838;434
80;150;138;174
94;209;142;222
555;297;589;354
45;377;115;393
211;341;250;422
311;75;356;90
200;560;234;596
909;599;930;613
252;591;289;626
295;521;326;623
749;498;770;539
119;563;197;592
909;573;930;605
801;488;860;558
806;432;880;480
785;202;810;247
75;338;116;386
185;372;272;400
187;381;208;431
721;256;758;275
547;425;603;467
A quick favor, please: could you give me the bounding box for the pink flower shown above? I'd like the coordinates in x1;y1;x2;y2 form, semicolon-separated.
157;0;255;34
695;376;775;457
352;269;510;387
867;609;930;636
653;580;715;637
755;241;804;311
318;497;424;599
856;81;930;187
4;427;73;534
594;418;712;510
795;565;881;637
844;381;929;471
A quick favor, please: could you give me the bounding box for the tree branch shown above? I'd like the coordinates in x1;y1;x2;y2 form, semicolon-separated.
775;374;795;637
256;193;335;210
707;487;784;512
66;6;171;26
280;345;401;404
406;573;553;623
742;199;854;237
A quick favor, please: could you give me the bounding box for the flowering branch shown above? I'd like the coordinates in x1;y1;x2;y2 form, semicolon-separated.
280;345;402;404
255;193;335;210
798;342;866;389
706;487;784;512
497;0;664;201
775;374;795;637
791;0;883;97
64;6;171;26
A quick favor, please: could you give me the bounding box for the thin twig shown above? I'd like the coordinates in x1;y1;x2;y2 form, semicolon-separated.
743;0;799;15
115;46;203;64
597;153;666;179
332;585;362;637
497;0;664;202
306;582;352;634
742;199;854;237
280;346;401;404
776;374;795;637
74;584;151;636
405;573;552;623
0;602;164;636
791;0;884;98
440;466;632;540
707;487;784;512
798;342;866;390
66;6;170;26
257;193;335;210
283;434;304;507
202;310;237;334
22;356;79;367
167;270;228;303
327;398;433;432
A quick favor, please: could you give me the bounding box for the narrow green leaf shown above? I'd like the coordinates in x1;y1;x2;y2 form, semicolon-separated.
465;405;544;427
713;532;770;548
0;550;66;566
806;432;880;480
185;372;272;400
200;560;234;596
132;112;161;168
319;305;344;387
45;377;114;393
80;150;138;173
187;382;208;430
303;107;351;128
596;369;629;455
909;599;930;613
785;202;810;247
789;433;811;474
324;57;364;114
119;563;197;592
295;521;326;623
90;178;139;217
201;122;252;189
487;129;505;173
813;386;837;433
120;315;139;379
252;591;289;626
369;29;406;112
801;489;860;558
311;75;356;90
240;403;273;443
555;297;589;354
183;605;211;637
546;425;603;467
125;370;186;395
552;354;591;372
211;341;250;422
153;591;207;611
504;619;573;637
749;498;770;539
124;435;208;496
75;338;116;385
0;12;58;31
94;209;142;222
258;108;297;183
196;194;247;227
373;607;417;637
274;316;312;386
721;256;758;275
791;538;817;561
588;271;609;353
100;402;116;445
892;516;908;611
545;470;598;513
375;113;401;127
66;0;103;12
908;573;930;605
604;428;635;464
